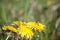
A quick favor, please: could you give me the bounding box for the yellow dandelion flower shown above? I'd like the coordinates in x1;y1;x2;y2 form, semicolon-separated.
27;22;45;32
2;26;17;33
17;25;33;38
12;21;26;26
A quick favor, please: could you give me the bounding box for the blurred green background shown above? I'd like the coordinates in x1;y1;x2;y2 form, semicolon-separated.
0;0;60;40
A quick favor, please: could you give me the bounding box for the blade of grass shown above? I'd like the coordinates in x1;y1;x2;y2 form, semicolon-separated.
1;3;8;24
24;0;29;22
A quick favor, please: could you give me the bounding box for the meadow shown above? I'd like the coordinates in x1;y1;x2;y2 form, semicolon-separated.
0;0;60;40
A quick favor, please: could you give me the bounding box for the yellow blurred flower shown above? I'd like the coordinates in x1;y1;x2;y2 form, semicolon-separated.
17;25;34;38
47;1;55;6
27;22;45;32
2;26;17;32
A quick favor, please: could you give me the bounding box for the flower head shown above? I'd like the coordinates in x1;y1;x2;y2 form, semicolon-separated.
27;22;45;32
2;26;17;32
17;25;34;38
